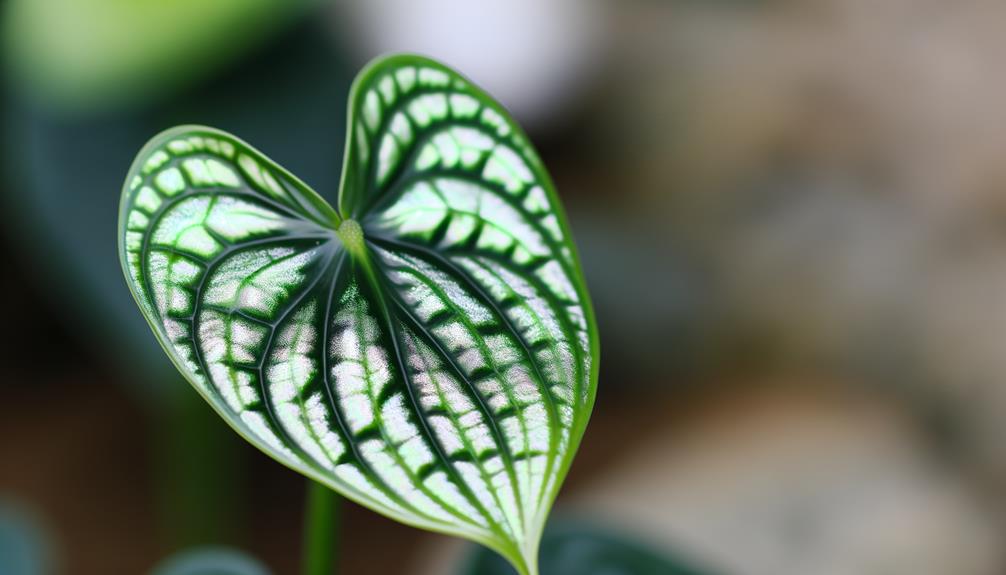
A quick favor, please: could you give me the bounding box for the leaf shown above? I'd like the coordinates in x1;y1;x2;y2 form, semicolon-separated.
118;55;598;575
150;547;271;575
2;0;317;112
0;501;55;575
457;519;719;575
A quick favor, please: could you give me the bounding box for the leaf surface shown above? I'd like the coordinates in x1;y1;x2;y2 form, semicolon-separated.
119;54;598;575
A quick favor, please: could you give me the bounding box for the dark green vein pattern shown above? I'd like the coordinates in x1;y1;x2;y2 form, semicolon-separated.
118;54;598;575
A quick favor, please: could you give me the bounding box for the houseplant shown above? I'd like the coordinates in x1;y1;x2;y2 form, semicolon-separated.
118;54;599;575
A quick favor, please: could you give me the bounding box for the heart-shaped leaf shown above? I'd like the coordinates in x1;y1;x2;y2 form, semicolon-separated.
118;54;598;575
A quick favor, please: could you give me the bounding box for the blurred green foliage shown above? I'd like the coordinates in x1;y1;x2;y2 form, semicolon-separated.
2;0;318;113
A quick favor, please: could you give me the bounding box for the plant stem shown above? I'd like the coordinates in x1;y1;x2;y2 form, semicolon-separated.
302;480;340;575
158;384;244;548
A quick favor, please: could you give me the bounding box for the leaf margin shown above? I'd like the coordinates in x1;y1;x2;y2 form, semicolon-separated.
116;53;602;575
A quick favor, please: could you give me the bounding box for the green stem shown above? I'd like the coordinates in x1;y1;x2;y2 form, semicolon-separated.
157;384;244;548
302;480;340;575
515;556;535;575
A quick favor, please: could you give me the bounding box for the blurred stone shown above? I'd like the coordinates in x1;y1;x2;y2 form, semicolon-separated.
570;0;1006;491
568;385;1004;575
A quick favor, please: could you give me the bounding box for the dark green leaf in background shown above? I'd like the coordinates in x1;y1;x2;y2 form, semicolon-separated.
2;0;318;112
458;519;718;575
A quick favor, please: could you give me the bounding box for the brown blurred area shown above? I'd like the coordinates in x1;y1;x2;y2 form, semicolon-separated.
3;1;1006;574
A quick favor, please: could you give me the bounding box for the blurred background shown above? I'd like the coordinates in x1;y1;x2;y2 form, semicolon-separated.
2;0;1006;573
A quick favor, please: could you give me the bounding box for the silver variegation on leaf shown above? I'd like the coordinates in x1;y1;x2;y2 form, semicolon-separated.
119;54;598;575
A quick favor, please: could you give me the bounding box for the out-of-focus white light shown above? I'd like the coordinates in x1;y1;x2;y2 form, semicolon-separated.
332;0;606;129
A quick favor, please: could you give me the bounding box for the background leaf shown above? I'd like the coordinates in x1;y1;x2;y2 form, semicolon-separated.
456;519;718;575
150;547;271;575
0;500;56;575
2;0;318;112
118;55;598;575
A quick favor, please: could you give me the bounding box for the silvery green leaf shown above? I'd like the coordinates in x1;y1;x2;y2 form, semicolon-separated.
119;54;599;575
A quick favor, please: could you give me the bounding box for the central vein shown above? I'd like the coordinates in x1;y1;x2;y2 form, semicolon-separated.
335;218;367;260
